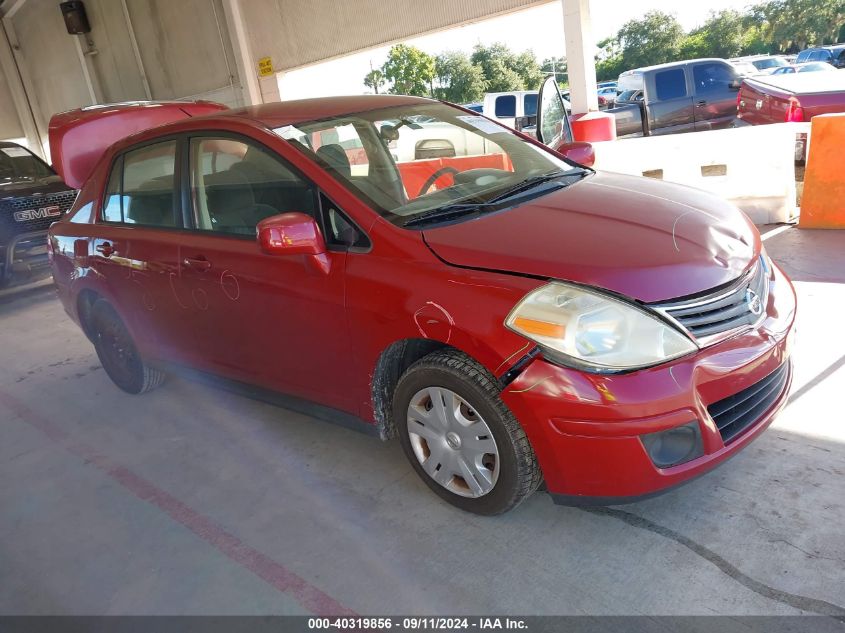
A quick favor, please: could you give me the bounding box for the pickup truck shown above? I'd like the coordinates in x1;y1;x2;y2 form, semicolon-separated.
482;90;571;130
737;71;845;124
0;142;76;286
609;58;742;137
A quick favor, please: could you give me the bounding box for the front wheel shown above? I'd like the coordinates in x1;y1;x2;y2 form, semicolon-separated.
393;350;541;515
90;299;165;395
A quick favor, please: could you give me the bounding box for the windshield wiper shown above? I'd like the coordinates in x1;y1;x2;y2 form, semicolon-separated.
403;170;587;228
486;170;585;204
402;203;491;227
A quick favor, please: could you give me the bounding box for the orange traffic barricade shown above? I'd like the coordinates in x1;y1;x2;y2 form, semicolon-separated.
799;113;845;229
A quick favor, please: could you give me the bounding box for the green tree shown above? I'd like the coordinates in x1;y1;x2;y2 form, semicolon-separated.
686;10;746;58
513;50;544;90
617;11;685;69
541;56;568;85
470;43;525;92
363;68;385;94
678;31;709;59
594;36;624;82
381;44;436;96
433;51;486;103
752;0;845;51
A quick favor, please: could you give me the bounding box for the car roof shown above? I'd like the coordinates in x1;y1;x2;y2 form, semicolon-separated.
104;95;439;155
621;57;728;75
730;54;781;61
484;91;537;98
224;94;437;128
802;44;845;52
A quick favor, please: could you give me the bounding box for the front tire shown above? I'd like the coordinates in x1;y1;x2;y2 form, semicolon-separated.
90;299;165;395
393;350;541;515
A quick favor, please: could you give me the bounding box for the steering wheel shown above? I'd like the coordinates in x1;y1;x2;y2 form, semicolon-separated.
418;166;460;197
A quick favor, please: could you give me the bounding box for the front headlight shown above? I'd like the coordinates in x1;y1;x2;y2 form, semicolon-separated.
505;282;697;372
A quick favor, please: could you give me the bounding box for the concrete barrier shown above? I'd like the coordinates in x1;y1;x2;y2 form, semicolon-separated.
590;122;810;225
798;113;845;229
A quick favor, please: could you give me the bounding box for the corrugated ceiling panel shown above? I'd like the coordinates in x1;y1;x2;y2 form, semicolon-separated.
241;0;552;70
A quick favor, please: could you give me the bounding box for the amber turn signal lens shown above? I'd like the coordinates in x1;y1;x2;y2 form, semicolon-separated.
511;317;566;339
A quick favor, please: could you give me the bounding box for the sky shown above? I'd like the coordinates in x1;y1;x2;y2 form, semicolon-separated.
278;0;755;99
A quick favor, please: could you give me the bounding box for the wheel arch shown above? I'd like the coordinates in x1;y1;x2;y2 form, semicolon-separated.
372;338;452;440
370;325;517;440
76;288;102;342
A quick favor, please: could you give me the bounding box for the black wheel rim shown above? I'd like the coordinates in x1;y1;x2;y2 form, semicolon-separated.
97;316;141;388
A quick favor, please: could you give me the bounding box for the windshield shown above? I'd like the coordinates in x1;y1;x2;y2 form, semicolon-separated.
800;62;835;72
0;145;54;183
753;57;788;70
617;90;643;102
274;103;579;225
732;62;759;75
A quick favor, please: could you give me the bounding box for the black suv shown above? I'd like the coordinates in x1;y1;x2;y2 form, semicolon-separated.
0;142;76;286
796;44;845;68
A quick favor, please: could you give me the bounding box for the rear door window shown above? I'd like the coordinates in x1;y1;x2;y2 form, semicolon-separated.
101;141;179;226
654;68;687;101
495;95;516;118
102;160;123;223
523;93;538;117
693;63;734;95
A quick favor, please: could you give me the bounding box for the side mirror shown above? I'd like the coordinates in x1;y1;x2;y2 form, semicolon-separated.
536;75;574;149
557;141;595;168
257;212;326;256
380;124;400;142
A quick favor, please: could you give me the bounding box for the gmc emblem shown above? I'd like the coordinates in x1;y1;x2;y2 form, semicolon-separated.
13;205;62;222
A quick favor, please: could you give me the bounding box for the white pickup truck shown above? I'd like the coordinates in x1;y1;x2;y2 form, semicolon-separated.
482;90;572;129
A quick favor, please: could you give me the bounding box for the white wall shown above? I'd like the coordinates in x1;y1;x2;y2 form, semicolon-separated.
2;0;243;154
0;51;24;141
591;123;810;225
239;0;551;72
0;0;555;152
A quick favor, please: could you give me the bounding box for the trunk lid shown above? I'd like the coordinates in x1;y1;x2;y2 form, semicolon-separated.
48;101;228;189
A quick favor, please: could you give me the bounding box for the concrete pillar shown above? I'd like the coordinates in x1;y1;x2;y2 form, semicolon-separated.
0;19;47;157
562;0;598;114
221;0;262;106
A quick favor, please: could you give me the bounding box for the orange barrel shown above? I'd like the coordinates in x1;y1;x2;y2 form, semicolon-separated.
799;113;845;229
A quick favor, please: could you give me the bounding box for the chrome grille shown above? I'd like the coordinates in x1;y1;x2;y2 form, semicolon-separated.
0;189;78;240
651;257;768;343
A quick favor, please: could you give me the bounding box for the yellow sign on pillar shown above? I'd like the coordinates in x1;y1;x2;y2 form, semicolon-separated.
257;57;274;77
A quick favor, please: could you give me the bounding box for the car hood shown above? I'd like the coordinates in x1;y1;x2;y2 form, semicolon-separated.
422;171;759;303
0;175;70;198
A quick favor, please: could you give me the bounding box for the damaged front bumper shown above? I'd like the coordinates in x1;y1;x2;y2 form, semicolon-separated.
500;262;797;504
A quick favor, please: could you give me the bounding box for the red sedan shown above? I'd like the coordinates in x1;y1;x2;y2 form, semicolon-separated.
47;84;795;514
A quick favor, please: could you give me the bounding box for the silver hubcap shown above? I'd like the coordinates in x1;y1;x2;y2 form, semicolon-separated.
406;387;499;498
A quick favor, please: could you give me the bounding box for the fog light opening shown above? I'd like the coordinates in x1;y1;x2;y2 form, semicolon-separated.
641;421;704;469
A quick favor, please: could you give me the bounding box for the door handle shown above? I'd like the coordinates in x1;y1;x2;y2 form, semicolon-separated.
183;256;212;272
95;242;113;257
696;100;707;107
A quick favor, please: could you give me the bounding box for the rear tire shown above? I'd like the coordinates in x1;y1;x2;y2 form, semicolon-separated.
393;349;541;515
90;299;165;394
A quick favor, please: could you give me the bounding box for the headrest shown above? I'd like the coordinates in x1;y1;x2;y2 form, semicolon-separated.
205;168;255;212
316;144;351;179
